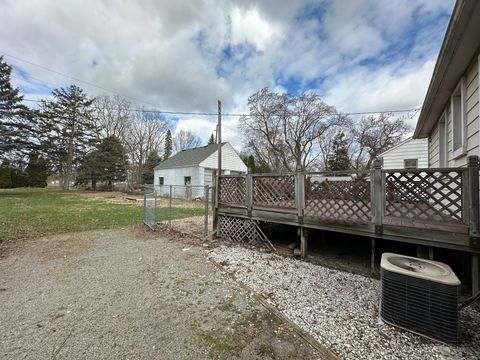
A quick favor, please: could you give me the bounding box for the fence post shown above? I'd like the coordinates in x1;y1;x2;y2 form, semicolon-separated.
169;185;173;228
143;184;147;225
295;172;305;224
154;187;158;230
246;174;253;216
204;186;209;240
468;155;479;245
372;159;383;234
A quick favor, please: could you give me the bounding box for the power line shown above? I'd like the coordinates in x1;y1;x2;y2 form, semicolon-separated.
2;52;160;109
18;98;421;118
3;52;422;118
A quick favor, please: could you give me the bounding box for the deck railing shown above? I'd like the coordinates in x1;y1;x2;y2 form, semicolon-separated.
217;156;480;243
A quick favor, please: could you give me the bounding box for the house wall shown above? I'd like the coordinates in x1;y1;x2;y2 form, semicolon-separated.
199;143;248;173
154;166;204;187
429;126;440;167
430;52;479;167
381;138;429;169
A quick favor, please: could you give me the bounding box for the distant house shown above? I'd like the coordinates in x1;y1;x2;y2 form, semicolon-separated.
379;137;428;169
153;142;247;196
413;0;480;167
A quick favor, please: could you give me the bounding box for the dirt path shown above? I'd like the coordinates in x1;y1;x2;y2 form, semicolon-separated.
0;228;322;360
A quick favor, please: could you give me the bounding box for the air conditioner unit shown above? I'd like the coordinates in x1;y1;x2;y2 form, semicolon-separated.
380;253;460;344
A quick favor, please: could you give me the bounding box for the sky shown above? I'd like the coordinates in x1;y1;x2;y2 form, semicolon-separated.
0;0;455;149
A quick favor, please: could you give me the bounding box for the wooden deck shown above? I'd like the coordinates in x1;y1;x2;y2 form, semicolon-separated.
215;156;480;253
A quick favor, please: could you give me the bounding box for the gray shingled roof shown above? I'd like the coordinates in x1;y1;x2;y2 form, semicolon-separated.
155;143;225;170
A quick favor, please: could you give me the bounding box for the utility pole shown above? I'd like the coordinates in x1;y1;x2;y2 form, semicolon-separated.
213;100;222;237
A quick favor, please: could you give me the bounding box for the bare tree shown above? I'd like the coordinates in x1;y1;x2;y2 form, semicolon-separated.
94;95;133;144
173;130;201;154
126;111;169;187
351;113;411;169
240;88;342;172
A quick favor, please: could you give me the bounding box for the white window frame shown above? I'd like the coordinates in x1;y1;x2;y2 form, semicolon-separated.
159;177;164;185
404;159;418;169
450;77;467;160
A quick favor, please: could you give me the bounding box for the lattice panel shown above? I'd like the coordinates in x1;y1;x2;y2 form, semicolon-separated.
384;170;463;223
218;215;275;251
252;175;295;209
304;177;372;224
218;176;246;206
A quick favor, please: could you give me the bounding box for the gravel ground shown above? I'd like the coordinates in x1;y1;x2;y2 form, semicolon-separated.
208;245;480;360
0;228;321;360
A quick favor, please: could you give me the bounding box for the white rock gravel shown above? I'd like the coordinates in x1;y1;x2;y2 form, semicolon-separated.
208;245;480;360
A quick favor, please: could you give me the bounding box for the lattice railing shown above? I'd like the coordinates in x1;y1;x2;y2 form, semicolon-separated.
252;175;296;209
218;215;275;251
304;175;372;224
384;169;464;223
218;176;246;206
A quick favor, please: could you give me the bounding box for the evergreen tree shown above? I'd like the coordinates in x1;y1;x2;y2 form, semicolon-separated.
142;151;162;184
97;136;127;190
75;136;127;191
327;131;351;171
75;151;102;190
37;85;97;190
208;133;215;144
242;154;272;173
0;56;34;160
25;153;48;187
0;162;12;188
164;129;172;160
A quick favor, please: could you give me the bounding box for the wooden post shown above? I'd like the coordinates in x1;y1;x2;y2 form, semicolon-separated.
372;158;384;234
428;247;434;260
213;101;222;237
295;172;305;224
300;227;308;259
467;156;479;243
472;254;479;296
246;174;253;216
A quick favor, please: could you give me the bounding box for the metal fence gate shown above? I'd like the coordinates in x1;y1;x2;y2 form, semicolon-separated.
143;184;213;239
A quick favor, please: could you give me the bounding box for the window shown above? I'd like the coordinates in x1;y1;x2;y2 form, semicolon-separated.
159;177;164;185
184;176;191;185
451;78;466;158
404;159;418;169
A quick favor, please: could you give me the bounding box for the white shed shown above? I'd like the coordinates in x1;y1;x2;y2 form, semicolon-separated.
153;142;247;196
379;137;429;169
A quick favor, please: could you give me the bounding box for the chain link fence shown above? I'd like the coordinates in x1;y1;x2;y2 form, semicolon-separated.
143;184;213;239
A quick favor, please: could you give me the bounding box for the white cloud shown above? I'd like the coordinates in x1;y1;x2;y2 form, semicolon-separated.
1;0;455;150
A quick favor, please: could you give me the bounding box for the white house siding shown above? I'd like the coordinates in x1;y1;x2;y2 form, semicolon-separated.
204;168;214;188
380;138;429;169
443;53;480;167
199;143;247;173
429;126;440;167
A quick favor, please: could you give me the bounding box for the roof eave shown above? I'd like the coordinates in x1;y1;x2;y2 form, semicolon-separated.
414;0;480;138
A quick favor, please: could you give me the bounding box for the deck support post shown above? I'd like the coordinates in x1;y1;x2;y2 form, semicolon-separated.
372;159;384;235
300;227;308;259
428;247;434;260
370;238;375;271
472;254;479;296
467;156;480;247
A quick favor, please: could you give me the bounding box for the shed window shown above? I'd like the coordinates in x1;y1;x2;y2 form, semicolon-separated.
404;159;418;169
451;78;466;158
184;176;191;185
159;177;164;185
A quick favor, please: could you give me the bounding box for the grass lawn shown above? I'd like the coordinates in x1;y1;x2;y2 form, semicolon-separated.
0;187;202;243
